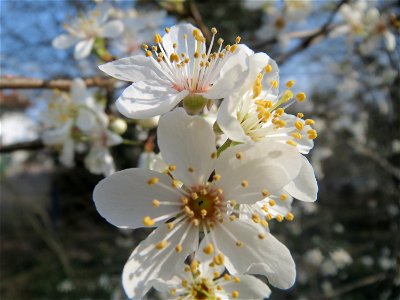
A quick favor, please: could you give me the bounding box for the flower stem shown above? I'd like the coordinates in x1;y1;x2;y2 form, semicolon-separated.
217;139;232;157
122;139;142;146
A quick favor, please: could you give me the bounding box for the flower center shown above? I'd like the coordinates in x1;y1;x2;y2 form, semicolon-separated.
184;185;224;225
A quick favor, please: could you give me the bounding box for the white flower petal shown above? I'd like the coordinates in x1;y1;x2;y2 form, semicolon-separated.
52;34;79;49
216;141;302;204
116;81;189;119
383;30;396;52
158;108;216;186
284;155;318;202
74;38;94;60
93;168;182;229
99;55;167;82
105;130;123;146
208;219;296;289
202;46;249;100
70;78;88;104
122;223;198;299
220;274;271;299
42;120;72;145
98;20;124;38
60;138;75;167
76;109;97;132
85;146;115;176
161;23;201;62
217;93;253;143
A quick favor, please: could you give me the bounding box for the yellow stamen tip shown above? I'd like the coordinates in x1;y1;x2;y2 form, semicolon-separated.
232;291;239;298
265;64;273;73
286;80;295;88
296;92;307;102
147;177;159;185
203;243;214;255
155;240;168;250
152;199;160;207
143;216;155;226
286;212;295;221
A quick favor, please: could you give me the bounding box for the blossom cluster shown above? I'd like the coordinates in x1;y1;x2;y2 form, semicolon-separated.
89;23;318;299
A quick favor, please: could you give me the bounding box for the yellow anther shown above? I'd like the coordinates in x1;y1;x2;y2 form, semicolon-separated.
218;52;224;58
275;107;285;116
235;36;241;44
155;240;168;250
262;189;270;197
216;285;223;291
181;279;188;288
282;90;294;102
295;120;304;130
181;197;189;205
211;27;217;34
191;192;198;200
291;132;302;140
167;222;174;230
200;189;208;196
285;212;295;221
165;27;170;33
217;38;224;45
232;291;239;298
213;271;220;278
211;152;217;159
145;50;152;57
143;216;155;226
297;112;304;118
235;152;243;159
296;92;307;102
142;44;149;50
229;215;237;221
192;219;200;226
191;260;199;272
152;199;160;207
241;180;249;188
213;174;221;181
188;167;194;172
224;274;231;281
229;200;237;207
172;179;181;188
280;194;288;201
175;244;182;253
217;188;223;194
233;276;240;283
261;220;269;227
147;177;159;185
258;233;265;240
154;33;162;44
168;164;176;171
266;213;273;220
225;44;231;51
276;120;286;128
308;133;318;140
271;80;279;89
252;213;261;223
305;119;315;125
286;80;295;88
213;253;225;265
151;45;158;51
183;33;188;39
265;64;273;73
236;240;243;247
172;42;177;49
269;199;276;206
192;29;201;37
170;53;179;63
184;266;190;272
203;243;214;255
201;209;208;218
276;214;284;222
170;288;176;296
287;140;297;147
261;205;269;212
307;129;317;135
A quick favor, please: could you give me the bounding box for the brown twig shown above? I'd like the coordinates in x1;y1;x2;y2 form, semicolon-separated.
0;76;115;90
0;140;44;153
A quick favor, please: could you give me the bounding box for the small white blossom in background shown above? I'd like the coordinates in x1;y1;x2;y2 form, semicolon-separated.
52;4;124;59
93;108;316;298
152;259;271;299
42;78;122;176
330;248;353;269
304;248;324;267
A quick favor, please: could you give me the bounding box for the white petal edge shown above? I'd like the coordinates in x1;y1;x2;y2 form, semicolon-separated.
98;20;124;38
93;168;183;229
284;155;318;202
74;38;94;60
116;81;189;119
52;34;78;49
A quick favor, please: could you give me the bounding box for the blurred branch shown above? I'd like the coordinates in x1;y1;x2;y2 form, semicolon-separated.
350;142;400;180
276;0;348;64
188;0;211;41
0;76;115;90
325;273;387;299
0;140;44;153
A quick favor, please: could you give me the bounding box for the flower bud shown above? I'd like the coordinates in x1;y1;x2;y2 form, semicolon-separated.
110;118;128;135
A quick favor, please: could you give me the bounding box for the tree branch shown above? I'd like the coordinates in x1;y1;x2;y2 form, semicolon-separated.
0;140;44;153
0;76;115;90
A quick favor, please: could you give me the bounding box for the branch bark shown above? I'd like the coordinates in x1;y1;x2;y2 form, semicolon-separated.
0;76;115;90
0;140;44;153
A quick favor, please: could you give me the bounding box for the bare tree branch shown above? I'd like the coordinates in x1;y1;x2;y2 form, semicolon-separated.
0;140;44;153
0;76;115;90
